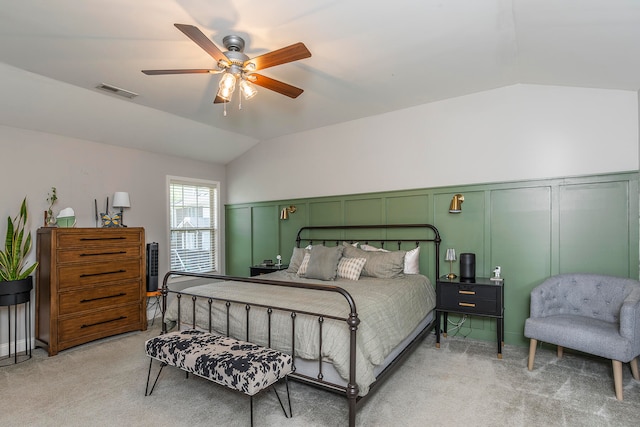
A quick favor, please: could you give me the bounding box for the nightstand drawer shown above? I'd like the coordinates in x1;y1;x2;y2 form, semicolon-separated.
441;298;500;315
440;283;498;300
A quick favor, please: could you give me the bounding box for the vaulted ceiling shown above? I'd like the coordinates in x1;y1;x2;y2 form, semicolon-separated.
1;0;639;164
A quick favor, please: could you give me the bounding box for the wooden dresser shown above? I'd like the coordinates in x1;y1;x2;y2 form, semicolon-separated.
36;227;147;356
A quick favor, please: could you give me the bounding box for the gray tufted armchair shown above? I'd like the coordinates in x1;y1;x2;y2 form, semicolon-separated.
524;273;640;400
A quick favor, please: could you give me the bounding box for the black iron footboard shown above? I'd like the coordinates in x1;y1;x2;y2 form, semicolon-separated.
160;270;362;426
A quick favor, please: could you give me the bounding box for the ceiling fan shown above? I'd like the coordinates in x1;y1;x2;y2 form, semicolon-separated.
142;24;311;104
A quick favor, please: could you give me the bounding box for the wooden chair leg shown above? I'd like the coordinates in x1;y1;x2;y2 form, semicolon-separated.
528;339;537;371
612;360;623;401
630;357;639;381
557;345;563;359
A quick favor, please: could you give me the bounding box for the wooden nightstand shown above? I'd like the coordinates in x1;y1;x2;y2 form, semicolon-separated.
435;277;504;358
249;264;289;276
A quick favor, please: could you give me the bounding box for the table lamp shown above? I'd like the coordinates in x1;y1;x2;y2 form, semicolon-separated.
112;192;130;227
445;248;457;279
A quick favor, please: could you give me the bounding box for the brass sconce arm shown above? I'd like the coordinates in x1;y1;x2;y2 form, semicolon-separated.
280;205;297;220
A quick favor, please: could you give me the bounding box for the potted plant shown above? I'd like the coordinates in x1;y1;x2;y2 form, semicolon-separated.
0;197;38;305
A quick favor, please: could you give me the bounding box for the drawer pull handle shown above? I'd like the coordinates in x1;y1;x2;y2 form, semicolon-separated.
80;269;126;278
80;237;127;241
459;302;476;308
80;293;126;303
459;290;476;295
80;251;127;257
81;316;127;329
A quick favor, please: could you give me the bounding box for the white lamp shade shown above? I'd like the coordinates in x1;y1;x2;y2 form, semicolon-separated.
445;248;456;261
112;192;130;208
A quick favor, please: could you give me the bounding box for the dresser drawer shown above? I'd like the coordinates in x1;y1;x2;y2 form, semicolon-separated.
56;229;142;248
58;304;141;343
58;281;141;315
57;245;141;264
57;259;141;290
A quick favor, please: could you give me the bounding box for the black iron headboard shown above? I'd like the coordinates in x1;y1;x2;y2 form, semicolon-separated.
295;224;441;281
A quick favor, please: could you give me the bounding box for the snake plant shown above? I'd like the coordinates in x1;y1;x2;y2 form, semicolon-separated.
0;197;38;281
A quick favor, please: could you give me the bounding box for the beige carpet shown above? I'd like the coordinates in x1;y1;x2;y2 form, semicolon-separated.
0;323;639;426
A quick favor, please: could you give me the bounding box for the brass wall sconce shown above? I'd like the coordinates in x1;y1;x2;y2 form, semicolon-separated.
280;205;297;220
449;194;464;213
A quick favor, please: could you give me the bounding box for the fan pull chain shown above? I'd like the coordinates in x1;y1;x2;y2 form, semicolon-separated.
223;100;227;117
238;86;242;110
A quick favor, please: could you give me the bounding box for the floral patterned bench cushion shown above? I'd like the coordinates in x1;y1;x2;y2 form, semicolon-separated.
145;329;293;396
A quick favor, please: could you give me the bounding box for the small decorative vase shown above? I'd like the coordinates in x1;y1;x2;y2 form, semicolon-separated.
46;209;57;226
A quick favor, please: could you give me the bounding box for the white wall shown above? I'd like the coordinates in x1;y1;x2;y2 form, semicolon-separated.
0;124;227;279
227;84;639;204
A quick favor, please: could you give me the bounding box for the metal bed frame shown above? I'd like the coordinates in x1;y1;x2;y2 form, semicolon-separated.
160;224;441;426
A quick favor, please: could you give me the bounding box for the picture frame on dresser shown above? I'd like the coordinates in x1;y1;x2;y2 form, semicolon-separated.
35;227;147;356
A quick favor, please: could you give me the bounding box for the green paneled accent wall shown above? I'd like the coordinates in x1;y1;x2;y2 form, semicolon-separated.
345;198;383;225
491;186;552;343
559;180;632;275
226;172;639;346
251;206;279;268
225;206;252;275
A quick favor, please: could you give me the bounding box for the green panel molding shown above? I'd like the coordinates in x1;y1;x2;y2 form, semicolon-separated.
225;171;639;347
559;180;633;275
251;206;278;269
491;186;552;345
225;206;252;276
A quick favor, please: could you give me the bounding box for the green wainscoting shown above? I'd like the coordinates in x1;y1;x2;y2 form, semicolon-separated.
225;172;639;346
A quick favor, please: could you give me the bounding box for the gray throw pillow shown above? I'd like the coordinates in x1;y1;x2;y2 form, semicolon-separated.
343;245;405;278
305;245;344;281
286;247;308;273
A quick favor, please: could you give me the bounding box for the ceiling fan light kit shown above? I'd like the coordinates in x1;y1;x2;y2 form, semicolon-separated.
142;23;311;114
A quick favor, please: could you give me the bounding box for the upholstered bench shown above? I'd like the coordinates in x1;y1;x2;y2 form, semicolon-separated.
144;329;293;426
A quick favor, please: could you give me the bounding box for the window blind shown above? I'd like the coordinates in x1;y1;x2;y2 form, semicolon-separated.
169;180;218;273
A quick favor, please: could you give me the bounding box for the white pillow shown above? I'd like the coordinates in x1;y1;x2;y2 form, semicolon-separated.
297;252;311;276
360;244;420;274
336;257;367;280
403;246;420;274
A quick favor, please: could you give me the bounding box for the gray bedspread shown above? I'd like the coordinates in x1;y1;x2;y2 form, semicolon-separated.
164;271;435;395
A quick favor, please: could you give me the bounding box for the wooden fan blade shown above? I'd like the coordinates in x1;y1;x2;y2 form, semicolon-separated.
213;95;227;104
174;23;228;64
250;74;304;98
142;69;216;75
246;42;311;71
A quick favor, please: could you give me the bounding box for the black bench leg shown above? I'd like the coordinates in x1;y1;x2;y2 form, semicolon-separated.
145;358;167;396
251;376;291;426
250;396;254;427
272;376;292;418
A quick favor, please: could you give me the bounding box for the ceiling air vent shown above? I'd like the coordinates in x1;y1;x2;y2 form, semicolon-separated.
96;83;138;99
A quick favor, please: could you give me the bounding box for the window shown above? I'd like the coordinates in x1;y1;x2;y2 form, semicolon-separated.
168;177;219;273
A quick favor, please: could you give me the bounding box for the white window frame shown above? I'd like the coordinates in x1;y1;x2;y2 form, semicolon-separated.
167;176;220;274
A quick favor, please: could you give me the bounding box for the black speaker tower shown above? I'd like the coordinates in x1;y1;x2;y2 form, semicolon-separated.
459;253;476;280
146;242;159;292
